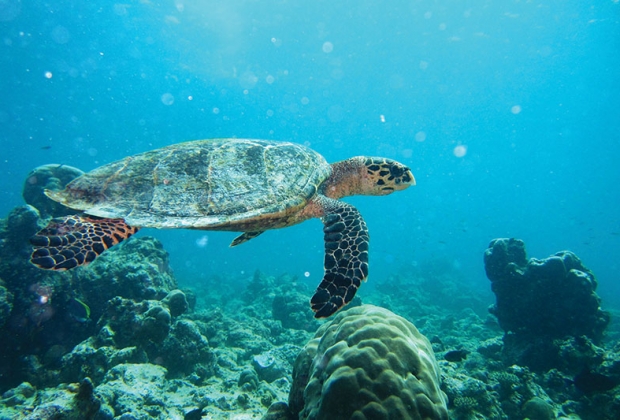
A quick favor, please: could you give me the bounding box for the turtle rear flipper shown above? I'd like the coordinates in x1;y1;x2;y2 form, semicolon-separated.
30;215;138;271
230;231;264;247
311;197;369;318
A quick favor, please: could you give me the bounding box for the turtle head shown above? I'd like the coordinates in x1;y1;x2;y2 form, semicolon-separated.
323;156;415;199
359;157;415;196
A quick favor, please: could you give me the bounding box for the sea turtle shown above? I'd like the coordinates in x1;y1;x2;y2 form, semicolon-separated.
30;139;414;318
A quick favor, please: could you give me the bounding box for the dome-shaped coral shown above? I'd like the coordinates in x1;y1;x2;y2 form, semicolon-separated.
289;305;448;420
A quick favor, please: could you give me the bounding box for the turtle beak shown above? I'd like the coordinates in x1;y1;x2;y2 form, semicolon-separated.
392;167;415;191
403;168;415;187
45;189;69;205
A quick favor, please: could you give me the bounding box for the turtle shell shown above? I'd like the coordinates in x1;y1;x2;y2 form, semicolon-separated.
47;139;331;229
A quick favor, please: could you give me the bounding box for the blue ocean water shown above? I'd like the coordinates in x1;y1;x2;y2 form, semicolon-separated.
1;1;619;308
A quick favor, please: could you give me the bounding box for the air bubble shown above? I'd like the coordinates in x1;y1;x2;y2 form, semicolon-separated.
161;93;174;105
453;145;467;158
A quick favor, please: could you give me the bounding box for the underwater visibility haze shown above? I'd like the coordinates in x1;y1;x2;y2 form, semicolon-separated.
0;1;619;419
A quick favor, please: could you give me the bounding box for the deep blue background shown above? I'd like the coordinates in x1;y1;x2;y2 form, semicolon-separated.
2;1;619;307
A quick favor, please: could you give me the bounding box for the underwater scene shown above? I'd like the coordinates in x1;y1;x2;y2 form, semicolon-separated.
1;1;619;419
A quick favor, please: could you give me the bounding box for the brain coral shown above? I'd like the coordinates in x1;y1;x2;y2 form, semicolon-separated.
289;305;448;420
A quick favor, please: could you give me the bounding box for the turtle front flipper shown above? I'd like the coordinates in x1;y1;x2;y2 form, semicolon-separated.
230;231;264;247
30;215;138;271
311;197;369;318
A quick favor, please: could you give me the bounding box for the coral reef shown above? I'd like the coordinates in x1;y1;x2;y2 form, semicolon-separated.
0;203;178;391
1;197;619;420
286;304;449;419
484;238;611;370
75;236;177;318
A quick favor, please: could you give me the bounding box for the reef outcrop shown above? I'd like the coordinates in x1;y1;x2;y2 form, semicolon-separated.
484;238;610;371
0;202;178;391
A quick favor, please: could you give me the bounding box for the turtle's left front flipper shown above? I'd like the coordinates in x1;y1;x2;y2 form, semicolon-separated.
311;197;369;318
30;215;138;271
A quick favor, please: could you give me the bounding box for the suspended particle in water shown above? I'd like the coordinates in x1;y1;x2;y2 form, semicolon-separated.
51;25;70;44
195;235;208;248
511;105;522;114
304;271;310;278
239;71;258;89
44;71;52;79
415;131;426;142
379;114;386;123
161;93;174;105
322;41;334;53
266;75;275;84
301;97;309;105
453;145;467;158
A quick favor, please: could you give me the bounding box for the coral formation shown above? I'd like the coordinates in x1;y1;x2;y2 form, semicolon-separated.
485;238;609;341
162;289;189;317
0;202;179;391
522;396;555;420
287;304;448;419
272;290;320;332
484;238;611;370
0;284;13;329
75;236;177;318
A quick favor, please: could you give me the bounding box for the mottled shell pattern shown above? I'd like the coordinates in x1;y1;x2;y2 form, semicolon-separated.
47;139;331;230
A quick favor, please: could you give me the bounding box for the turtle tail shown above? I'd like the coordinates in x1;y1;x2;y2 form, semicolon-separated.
30;215;138;271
